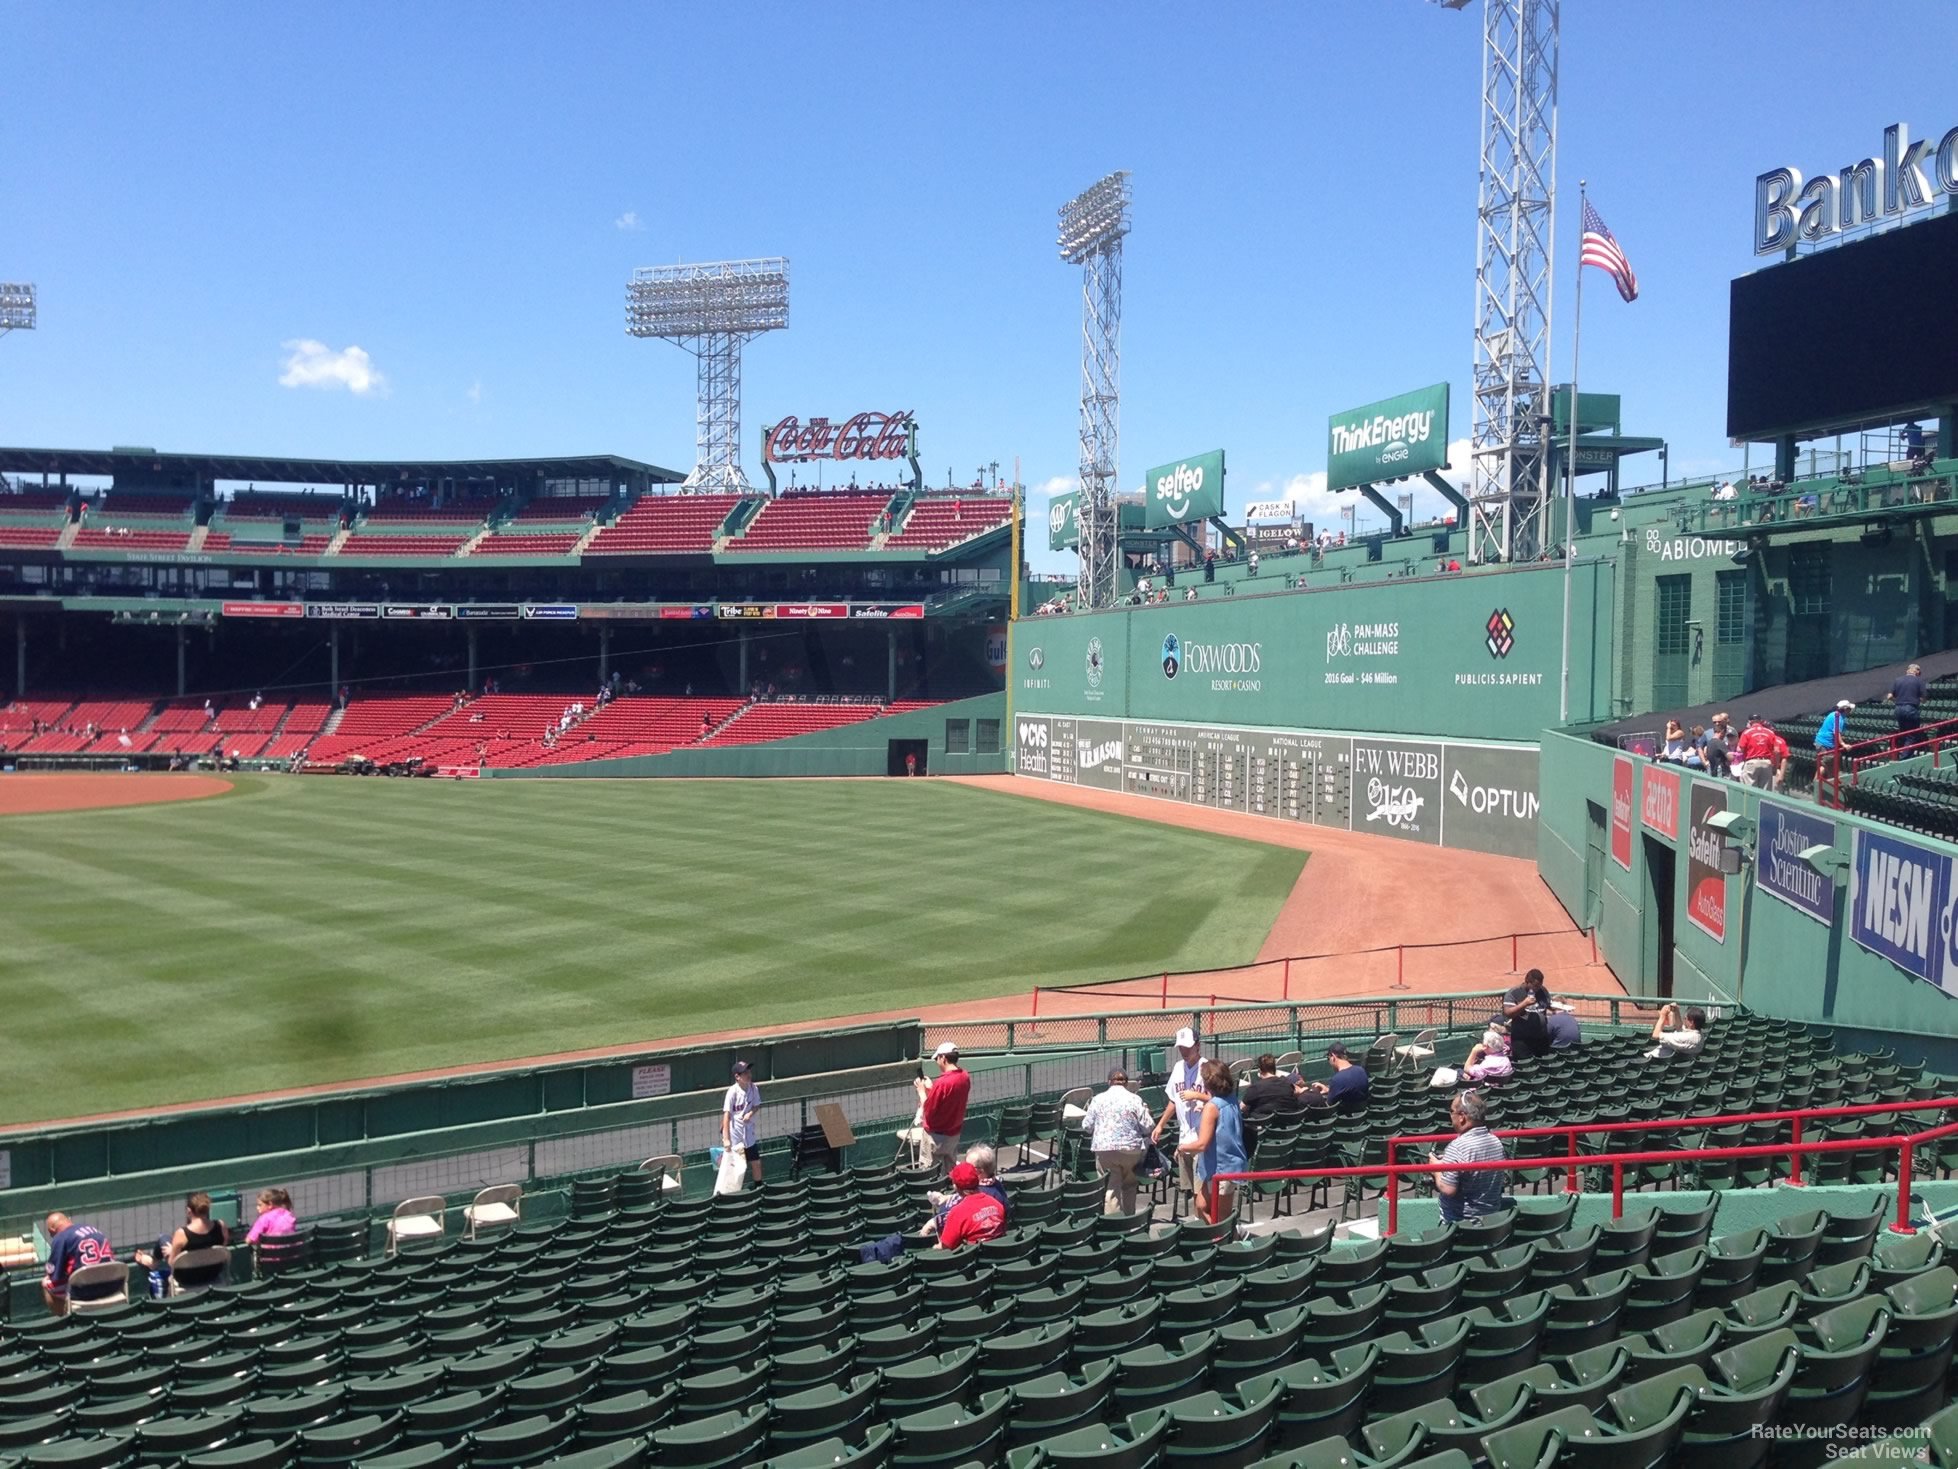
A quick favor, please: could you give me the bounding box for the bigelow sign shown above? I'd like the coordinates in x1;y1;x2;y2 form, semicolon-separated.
1755;122;1958;255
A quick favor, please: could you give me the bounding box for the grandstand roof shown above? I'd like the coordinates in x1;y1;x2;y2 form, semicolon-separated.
1590;646;1958;740
0;445;685;486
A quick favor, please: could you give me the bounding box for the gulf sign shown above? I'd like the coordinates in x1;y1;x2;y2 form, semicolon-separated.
1639;765;1680;840
1609;757;1634;869
1849;827;1958;992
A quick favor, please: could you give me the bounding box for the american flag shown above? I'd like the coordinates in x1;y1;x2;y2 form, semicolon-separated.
1580;199;1639;303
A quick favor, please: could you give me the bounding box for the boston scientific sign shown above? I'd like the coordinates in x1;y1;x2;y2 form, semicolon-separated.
1755;122;1958;254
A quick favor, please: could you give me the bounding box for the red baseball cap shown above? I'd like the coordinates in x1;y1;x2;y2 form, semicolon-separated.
949;1162;980;1189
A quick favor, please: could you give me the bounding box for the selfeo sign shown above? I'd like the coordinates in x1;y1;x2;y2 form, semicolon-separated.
1142;450;1225;530
1755;122;1958;255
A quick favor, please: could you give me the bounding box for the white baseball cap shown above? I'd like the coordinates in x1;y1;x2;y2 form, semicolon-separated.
932;1041;960;1059
1173;1027;1198;1050
1836;700;1854;710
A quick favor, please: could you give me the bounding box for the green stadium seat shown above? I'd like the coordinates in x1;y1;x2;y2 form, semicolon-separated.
649;1405;769;1469
1002;1407;1168;1469
179;1438;298;1469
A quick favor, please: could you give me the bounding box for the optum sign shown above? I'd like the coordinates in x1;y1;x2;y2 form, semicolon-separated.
1326;383;1450;492
1143;450;1225;530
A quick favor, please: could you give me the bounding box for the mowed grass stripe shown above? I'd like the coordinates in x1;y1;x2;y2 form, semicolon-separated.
0;778;1304;1121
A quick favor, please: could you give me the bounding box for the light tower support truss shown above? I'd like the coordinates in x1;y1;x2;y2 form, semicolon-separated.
1467;0;1558;563
626;259;788;493
1058;172;1131;609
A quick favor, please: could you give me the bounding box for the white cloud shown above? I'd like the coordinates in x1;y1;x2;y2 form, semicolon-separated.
1037;474;1076;502
466;380;483;405
278;340;387;396
615;210;643;232
1245;437;1475;535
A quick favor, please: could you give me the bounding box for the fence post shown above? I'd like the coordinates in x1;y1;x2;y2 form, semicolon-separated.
1394;946;1406;990
1030;988;1039;1019
1610;1161;1625;1220
1565;1132;1580;1194
1386;1142;1399;1237
1511;933;1519;973
1893;1143;1918;1234
1283;956;1291;1002
1161;973;1169;1010
1788;1118;1803;1187
1589;928;1598;965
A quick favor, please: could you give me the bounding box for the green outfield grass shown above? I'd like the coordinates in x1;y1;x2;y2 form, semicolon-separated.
0;776;1305;1123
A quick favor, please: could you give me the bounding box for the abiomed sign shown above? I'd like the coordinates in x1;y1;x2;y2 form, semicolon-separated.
1755;122;1958;255
1327;383;1449;493
1143;450;1225;530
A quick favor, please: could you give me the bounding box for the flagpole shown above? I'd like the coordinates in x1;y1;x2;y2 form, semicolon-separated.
1559;180;1588;726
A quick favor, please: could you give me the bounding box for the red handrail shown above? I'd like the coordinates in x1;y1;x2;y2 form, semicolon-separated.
1829;712;1958;807
1206;1107;1958;1238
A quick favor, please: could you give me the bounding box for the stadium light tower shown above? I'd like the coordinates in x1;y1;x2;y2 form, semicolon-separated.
626;258;788;493
1058;171;1131;610
1441;0;1560;563
0;283;36;339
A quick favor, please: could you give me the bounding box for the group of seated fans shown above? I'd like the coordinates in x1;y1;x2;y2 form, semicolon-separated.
10;1006;1958;1467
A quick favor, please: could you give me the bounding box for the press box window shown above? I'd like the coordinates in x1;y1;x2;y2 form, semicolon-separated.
974;719;1000;754
944;720;970;754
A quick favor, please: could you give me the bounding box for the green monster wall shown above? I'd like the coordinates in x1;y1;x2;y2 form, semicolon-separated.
1536;730;1958;1067
1009;560;1614;742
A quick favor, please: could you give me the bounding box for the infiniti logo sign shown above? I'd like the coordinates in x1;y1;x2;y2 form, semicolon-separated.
1027;647;1045;670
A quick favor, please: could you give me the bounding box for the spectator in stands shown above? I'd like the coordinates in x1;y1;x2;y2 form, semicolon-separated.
1734;713;1787;789
1082;1068;1156;1216
1304;1041;1370;1112
1461;1025;1514;1083
1152;1028;1210;1200
1699;716;1733;779
722;1060;764;1189
938;1162;1007;1249
1180;1061;1246;1225
1905;422;1928;464
133;1192;230;1293
915;1042;972;1173
1659;720;1694;764
42;1213;117;1315
1545;1009;1582;1050
1644;1003;1707;1059
1502;968;1555;1060
244;1188;297;1244
1888;664;1928;752
1714;481;1738;501
1429;1091;1509;1223
1247;551;1260;577
1814;699;1853;794
1239;1054;1304;1115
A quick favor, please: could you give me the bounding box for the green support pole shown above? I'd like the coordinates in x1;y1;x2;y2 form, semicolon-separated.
598;624;611;683
888;629;897;701
467;625;479;691
176;626;187;698
14;616;24;699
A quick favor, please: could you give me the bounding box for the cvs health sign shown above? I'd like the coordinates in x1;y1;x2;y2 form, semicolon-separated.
1609;758;1635;870
1640;765;1680;841
1849;827;1958;993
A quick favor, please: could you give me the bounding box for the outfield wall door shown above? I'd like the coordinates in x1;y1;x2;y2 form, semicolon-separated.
1582;800;1607;931
1641;833;1677;999
1652;575;1691;711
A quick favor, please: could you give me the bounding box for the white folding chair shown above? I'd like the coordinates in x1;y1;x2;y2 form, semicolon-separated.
386;1194;446;1256
1058;1087;1093;1128
463;1184;523;1242
1394;1029;1439;1072
638;1155;684;1196
64;1262;129;1315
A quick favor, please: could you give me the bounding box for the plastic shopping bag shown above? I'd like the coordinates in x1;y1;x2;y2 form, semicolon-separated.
714;1144;748;1195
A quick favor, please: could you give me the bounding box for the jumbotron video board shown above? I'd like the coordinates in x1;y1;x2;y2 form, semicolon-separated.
1728;209;1958;441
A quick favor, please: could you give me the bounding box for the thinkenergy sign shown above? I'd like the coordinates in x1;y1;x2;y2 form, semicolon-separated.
1755;122;1958;255
1326;383;1450;492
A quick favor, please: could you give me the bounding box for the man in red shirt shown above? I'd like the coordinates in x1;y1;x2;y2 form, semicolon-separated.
1733;714;1787;790
915;1042;971;1174
938;1162;1006;1248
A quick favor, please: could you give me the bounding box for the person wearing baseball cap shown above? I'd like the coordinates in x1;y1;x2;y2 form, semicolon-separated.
937;1160;1007;1249
1814;699;1854;794
914;1042;971;1175
1304;1041;1370;1113
721;1061;764;1189
1151;1027;1210;1203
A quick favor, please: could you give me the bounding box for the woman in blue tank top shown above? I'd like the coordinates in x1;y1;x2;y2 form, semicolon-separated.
1181;1060;1247;1225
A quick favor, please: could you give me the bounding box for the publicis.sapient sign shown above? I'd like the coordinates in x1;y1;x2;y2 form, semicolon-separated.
763;412;913;464
1755;122;1958;255
1326;383;1450;492
1143;450;1225;530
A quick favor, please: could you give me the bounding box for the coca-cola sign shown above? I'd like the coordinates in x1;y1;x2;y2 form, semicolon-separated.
764;411;913;464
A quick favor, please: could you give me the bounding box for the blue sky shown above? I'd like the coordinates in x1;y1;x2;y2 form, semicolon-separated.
2;3;1946;569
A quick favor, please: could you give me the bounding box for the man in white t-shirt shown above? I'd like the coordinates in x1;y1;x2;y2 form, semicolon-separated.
1643;1004;1707;1060
1151;1027;1210;1199
721;1060;764;1188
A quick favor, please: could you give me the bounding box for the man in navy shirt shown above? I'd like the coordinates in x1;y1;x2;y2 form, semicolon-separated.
43;1213;118;1316
1306;1042;1370;1113
1888;664;1928;753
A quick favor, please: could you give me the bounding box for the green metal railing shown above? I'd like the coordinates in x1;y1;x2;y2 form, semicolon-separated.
1683;462;1958;538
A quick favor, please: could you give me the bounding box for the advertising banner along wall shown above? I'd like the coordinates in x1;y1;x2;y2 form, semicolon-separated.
1326;383;1451;492
1048;491;1080;551
1757;800;1838;924
1610;757;1635;869
1143;450;1225;530
1849;827;1958;993
1640;766;1681;840
1685;781;1729;943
